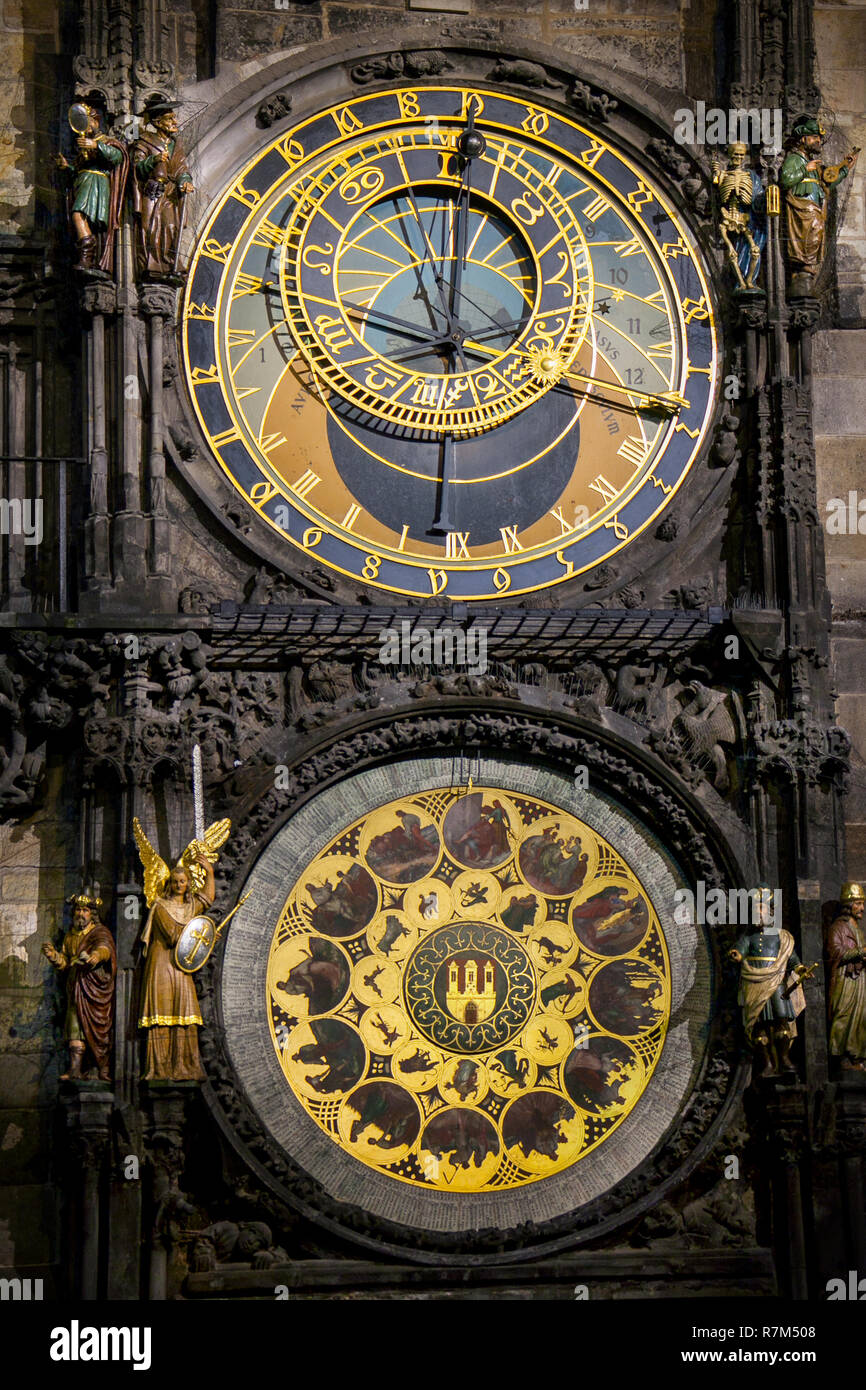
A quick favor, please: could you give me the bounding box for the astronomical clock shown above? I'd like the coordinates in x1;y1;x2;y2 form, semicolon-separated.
179;65;733;1262
14;0;854;1311
183;85;717;599
179;68;730;1263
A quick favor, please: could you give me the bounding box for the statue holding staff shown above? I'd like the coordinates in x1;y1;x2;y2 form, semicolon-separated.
42;892;116;1081
131;97;194;278
826;882;866;1072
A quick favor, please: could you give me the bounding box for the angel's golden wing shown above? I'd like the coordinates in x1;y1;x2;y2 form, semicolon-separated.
181;818;232;893
201;818;231;858
132;817;170;908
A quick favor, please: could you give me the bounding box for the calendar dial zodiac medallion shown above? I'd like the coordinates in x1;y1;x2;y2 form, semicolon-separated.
265;785;670;1192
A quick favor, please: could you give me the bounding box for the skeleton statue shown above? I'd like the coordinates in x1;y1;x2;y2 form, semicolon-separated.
711;142;766;291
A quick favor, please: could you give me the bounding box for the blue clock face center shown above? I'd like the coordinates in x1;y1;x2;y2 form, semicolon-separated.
347;190;535;377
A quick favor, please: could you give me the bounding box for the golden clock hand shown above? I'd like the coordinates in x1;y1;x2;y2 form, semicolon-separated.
559;371;690;414
451;100;485;301
462;337;688;415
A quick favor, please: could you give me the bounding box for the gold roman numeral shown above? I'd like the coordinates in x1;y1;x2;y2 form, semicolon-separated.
231;271;266;299
613;237;643;258
252;219;287;250
291;468;320;500
589;474;618;505
500;525;524;553
444;531;471;559
617;437;652;468
582;192;610;222
227;327;257;347
211;425;242;448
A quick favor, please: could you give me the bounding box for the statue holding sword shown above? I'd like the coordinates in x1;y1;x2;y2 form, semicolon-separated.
133;746;247;1080
131;96;194;279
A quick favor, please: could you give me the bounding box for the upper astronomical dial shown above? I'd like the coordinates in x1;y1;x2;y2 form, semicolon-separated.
280;128;593;435
183;85;718;600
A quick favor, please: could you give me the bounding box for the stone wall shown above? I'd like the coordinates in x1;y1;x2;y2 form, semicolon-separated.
0;0;66;236
0;765;72;1293
165;0;692;93
813;4;866;880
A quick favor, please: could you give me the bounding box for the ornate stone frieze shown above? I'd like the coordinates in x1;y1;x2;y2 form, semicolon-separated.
80;282;117;317
568;79;617;122
349;50;453;85
487;59;563;91
138;282;177;319
645;139;711;221
752;711;850;791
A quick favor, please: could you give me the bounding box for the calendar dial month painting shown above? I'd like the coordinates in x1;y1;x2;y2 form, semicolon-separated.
183;85;718;599
265;785;671;1193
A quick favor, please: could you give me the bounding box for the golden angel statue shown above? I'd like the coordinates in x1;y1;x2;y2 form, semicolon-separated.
133;816;230;1081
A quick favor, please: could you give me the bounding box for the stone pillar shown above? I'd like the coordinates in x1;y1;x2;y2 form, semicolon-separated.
142;1084;196;1301
835;1078;866;1276
80;281;117;602
755;1086;811;1298
139;282;176;583
61;1086;114;1299
112;220;149;592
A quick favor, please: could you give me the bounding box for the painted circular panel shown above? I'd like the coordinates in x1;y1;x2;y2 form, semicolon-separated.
265;784;670;1192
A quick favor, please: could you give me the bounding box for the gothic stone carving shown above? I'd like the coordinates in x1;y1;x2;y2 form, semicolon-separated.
646;138;710;221
488;59;563;91
350;50;453;85
257;93;292;129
